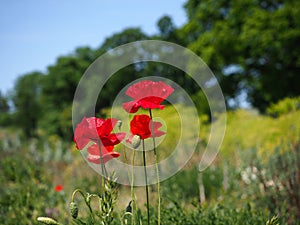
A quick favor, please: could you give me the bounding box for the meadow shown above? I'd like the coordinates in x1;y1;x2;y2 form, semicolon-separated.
1;97;299;224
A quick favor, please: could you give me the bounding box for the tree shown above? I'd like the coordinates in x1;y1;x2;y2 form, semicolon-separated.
12;72;43;137
180;0;300;111
157;15;177;41
0;91;11;127
40;49;94;139
99;28;148;51
0;91;9;114
94;28;149;109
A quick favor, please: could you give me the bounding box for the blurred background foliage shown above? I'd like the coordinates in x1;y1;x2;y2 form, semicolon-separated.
1;100;299;224
1;0;299;139
1;0;300;224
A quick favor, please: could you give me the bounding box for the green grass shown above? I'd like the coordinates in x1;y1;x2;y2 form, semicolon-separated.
1;103;300;224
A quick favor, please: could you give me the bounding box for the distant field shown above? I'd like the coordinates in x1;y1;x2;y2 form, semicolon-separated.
1;105;299;224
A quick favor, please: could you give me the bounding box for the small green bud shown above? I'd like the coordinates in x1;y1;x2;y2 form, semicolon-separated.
131;135;141;149
37;217;60;225
126;200;132;212
116;120;122;130
86;193;92;205
69;202;79;219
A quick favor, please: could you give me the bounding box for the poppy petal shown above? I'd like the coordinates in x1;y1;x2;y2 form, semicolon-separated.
74;117;125;165
87;144;114;155
122;80;174;113
138;99;165;110
101;132;126;146
97;118;118;136
87;151;120;164
122;101;141;113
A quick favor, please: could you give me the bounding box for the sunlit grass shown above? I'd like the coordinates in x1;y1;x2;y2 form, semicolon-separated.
1;104;299;224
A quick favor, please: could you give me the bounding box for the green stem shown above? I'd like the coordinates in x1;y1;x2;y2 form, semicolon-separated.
123;146;131;186
131;147;136;225
71;189;85;202
149;109;161;225
142;140;150;225
97;140;107;189
71;189;95;222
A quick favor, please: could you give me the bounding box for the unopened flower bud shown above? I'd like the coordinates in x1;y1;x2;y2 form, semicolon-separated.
126;200;132;212
69;202;78;219
116;120;122;130
37;217;60;224
131;135;141;149
86;193;91;205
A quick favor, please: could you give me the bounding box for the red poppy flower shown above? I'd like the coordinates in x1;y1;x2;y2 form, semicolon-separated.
87;144;120;164
54;185;63;192
74;117;125;164
74;117;125;149
127;115;165;143
122;80;174;113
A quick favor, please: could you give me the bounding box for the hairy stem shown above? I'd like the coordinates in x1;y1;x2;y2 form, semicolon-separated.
149;109;161;225
142;139;150;225
97;140;107;190
131;147;136;225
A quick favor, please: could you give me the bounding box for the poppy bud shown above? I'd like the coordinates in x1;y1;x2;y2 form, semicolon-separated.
69;202;78;219
116;120;122;130
37;217;60;224
131;135;141;149
126;200;132;212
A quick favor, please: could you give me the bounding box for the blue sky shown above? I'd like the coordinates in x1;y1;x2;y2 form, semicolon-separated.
0;0;187;94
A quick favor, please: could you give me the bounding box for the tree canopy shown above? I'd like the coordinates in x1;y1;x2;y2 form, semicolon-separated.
181;0;300;111
12;72;43;137
3;0;300;137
